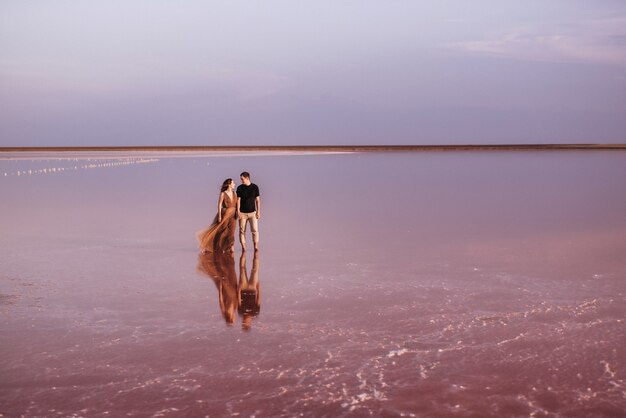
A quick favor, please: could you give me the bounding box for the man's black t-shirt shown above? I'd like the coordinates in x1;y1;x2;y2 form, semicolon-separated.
237;183;260;213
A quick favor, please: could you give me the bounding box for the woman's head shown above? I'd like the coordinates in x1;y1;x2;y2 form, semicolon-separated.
220;178;233;192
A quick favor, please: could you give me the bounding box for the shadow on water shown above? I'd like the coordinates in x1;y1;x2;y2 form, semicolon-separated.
196;251;261;330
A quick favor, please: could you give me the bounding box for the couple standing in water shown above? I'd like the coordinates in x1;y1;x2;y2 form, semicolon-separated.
197;171;260;254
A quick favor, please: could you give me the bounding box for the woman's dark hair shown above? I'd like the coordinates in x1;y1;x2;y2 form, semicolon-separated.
220;178;233;193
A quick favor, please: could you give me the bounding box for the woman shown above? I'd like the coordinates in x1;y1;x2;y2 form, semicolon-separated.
196;178;237;253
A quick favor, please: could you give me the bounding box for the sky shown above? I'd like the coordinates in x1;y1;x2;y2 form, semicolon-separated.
1;0;625;146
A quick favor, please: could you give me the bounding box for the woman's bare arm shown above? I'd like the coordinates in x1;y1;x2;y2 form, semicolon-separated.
217;192;225;222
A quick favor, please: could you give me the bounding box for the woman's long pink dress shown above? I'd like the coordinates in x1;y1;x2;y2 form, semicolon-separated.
196;192;237;253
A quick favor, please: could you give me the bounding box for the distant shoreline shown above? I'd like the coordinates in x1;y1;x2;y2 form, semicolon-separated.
1;144;625;153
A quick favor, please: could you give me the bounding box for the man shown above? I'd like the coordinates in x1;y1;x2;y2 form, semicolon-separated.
236;171;260;252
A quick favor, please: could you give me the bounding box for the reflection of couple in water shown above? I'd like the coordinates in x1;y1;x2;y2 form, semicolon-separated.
196;171;260;254
197;251;261;330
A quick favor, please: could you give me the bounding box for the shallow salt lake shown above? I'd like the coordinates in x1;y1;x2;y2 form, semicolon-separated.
1;150;625;417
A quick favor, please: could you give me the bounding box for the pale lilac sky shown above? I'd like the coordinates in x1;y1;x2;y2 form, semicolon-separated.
1;1;625;146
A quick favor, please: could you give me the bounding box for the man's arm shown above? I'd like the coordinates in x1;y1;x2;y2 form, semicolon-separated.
255;196;261;219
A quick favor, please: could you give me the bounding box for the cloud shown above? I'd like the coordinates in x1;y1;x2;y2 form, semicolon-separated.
449;17;626;67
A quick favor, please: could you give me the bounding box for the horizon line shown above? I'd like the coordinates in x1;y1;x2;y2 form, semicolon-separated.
1;144;625;153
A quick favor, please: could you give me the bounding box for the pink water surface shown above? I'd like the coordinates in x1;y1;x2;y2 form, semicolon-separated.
1;151;625;417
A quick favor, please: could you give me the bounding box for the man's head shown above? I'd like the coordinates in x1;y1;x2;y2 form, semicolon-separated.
240;172;251;185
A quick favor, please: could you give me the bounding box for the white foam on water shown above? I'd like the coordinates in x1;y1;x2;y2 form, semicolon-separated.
386;348;409;358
